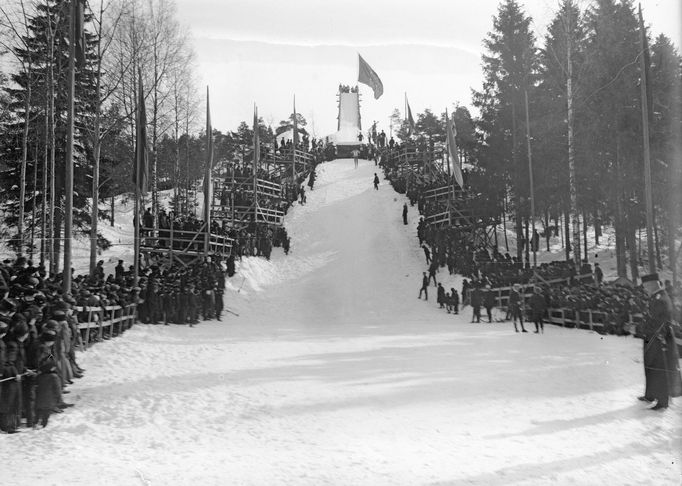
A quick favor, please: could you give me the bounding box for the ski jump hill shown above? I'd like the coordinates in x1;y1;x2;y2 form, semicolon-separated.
3;159;679;485
326;89;362;156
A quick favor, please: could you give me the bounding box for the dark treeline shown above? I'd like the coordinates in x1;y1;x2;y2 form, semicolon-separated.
389;0;681;284
0;0;305;275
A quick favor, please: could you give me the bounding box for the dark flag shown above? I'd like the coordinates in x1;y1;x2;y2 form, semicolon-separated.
358;54;383;99
204;86;213;226
406;94;416;137
253;104;260;170
293;95;299;148
132;70;148;196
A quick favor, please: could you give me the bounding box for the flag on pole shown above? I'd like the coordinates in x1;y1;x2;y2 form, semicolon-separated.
253;104;260;169
406;94;416;137
132;70;148;196
293;95;299;148
358;54;383;99
203;86;213;225
446;109;464;188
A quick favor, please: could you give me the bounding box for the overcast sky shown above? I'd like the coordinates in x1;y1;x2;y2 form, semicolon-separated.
175;0;681;138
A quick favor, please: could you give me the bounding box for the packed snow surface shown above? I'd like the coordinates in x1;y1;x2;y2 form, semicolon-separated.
4;159;680;485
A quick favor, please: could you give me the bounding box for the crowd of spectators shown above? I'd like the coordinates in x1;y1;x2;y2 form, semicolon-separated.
0;252;231;433
377;143;682;339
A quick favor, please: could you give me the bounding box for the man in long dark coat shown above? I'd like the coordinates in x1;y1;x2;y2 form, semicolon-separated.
639;273;682;410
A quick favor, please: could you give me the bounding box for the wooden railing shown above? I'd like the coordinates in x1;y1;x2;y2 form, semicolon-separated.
140;227;233;255
464;273;594;309
75;303;138;349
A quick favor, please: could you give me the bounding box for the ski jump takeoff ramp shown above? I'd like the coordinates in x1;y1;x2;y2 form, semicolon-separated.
327;89;363;155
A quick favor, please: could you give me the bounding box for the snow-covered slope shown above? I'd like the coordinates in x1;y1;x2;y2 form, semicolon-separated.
3;159;680;486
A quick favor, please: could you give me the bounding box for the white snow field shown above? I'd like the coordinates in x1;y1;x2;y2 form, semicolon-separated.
3;159;681;486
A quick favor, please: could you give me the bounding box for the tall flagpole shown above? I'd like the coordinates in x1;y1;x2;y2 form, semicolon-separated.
524;88;537;269
639;4;656;275
62;0;76;294
204;86;212;257
253;104;259;213
292;95;297;181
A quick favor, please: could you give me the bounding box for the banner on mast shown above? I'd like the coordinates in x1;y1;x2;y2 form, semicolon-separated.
406;95;416;136
293;96;299;148
446;111;464;188
253;105;260;169
132;70;148;196
358;54;383;99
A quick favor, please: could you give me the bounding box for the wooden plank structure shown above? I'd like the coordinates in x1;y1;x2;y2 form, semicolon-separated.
383;146;500;250
210;143;316;233
139;223;233;267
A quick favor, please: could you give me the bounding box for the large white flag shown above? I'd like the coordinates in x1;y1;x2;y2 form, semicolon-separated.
446;110;464;188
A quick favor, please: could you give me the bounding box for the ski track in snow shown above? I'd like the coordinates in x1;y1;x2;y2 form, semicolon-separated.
3;159;681;486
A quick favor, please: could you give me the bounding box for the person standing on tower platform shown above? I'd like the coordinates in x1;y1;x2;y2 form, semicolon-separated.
638;273;682;410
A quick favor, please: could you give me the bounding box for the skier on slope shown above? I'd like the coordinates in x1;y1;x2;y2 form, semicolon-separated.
373;173;380;190
402;203;408;225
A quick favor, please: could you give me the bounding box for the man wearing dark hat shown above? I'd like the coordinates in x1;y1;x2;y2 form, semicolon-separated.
639;273;682;410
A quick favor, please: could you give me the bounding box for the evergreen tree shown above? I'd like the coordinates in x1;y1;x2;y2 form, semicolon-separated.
0;0;98;262
649;34;682;282
583;0;643;279
473;0;538;260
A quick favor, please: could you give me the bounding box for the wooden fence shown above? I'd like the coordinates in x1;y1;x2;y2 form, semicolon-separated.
74;303;138;349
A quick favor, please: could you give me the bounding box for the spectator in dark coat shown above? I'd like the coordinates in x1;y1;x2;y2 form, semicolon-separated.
402;204;408;225
428;261;438;286
35;357;61;428
115;260;125;282
470;286;482;323
639;274;682;410
594;263;603;286
0;341;21;433
437;284;445;309
484;286;496;323
419;272;429;301
423;246;431;264
529;287;547;333
509;284;527;333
